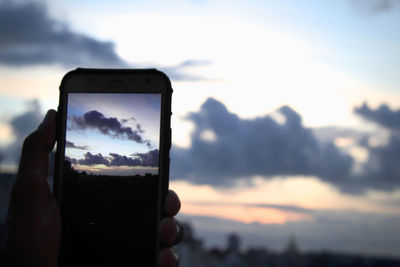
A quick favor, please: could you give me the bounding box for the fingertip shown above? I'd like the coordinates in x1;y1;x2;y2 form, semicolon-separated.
159;217;179;245
158;248;177;267
38;109;57;131
165;190;181;216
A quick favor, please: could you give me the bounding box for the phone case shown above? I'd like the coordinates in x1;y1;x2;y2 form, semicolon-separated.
54;68;173;266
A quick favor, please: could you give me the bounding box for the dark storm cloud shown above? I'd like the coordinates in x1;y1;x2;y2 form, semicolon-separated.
352;103;400;191
109;153;141;167
109;149;158;167
120;117;135;124
65;156;77;165
358;135;400;191
78;152;110;166
134;149;159;167
68;150;159;167
70;110;150;146
354;102;400;131
172;98;400;193
120;117;145;134
65;141;89;150
0;0;127;67
0;1;212;81
171;98;353;188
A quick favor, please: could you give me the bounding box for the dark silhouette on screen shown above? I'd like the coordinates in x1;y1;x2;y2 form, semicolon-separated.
60;160;159;266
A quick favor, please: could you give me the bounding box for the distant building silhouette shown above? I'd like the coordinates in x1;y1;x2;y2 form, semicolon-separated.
224;233;245;267
283;235;306;267
174;224;400;267
284;235;300;255
226;233;240;253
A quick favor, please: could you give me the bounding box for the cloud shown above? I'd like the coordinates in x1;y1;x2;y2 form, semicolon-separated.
0;1;212;81
171;98;353;188
65;140;89;150
134;149;159;167
64;156;77;165
109;153;141;167
136;124;144;134
69;110;151;146
4;98;397;194
67;149;159;167
359;135;400;190
353;103;400;191
171;98;400;193
312;126;368;145
77;152;110;166
351;0;400;14
185;201;315;214
354;102;400;132
0;0;127;67
160;59;213;81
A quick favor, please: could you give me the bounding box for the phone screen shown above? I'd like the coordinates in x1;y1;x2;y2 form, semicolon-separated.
60;93;162;265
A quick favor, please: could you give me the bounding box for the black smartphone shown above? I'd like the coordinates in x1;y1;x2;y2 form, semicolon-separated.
53;68;172;266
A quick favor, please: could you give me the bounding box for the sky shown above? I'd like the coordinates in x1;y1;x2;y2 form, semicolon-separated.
65;93;161;176
0;0;400;258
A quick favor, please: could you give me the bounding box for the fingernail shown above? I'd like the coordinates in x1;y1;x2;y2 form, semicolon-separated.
173;222;180;244
171;248;179;265
43;110;55;123
176;219;180;235
173;220;184;245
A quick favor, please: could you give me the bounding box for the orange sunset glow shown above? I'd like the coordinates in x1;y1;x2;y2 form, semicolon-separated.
181;203;312;224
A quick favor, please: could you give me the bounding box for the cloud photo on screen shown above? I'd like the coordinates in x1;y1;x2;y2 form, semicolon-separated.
65;93;161;176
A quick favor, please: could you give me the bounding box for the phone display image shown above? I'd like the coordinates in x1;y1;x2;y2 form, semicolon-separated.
65;93;160;176
59;92;163;265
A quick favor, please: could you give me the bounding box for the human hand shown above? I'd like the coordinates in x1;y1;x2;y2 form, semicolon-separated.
0;110;181;267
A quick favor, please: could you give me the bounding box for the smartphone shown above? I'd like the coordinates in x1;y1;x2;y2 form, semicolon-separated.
53;68;172;266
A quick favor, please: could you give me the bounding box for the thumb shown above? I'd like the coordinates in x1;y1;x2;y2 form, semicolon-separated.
17;109;56;178
10;110;57;207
